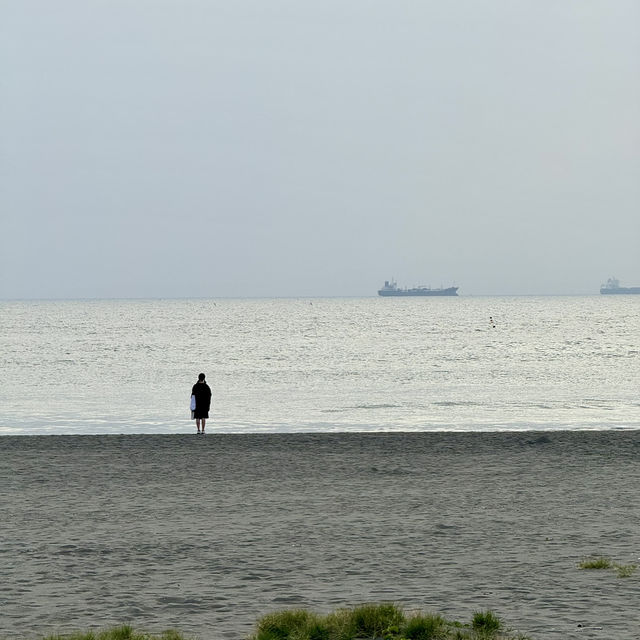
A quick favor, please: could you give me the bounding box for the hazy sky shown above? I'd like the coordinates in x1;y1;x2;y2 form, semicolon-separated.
2;1;639;298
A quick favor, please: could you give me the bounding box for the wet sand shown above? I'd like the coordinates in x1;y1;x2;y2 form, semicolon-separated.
3;431;640;639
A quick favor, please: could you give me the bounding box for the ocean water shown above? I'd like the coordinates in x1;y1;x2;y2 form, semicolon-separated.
1;296;639;435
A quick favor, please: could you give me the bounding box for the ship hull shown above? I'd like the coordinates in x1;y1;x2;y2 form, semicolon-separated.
378;287;458;297
600;287;640;295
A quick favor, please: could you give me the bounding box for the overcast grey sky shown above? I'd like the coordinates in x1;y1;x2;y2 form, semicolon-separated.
2;1;639;298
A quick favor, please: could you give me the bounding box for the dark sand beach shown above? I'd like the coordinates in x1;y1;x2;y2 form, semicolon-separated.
3;432;640;639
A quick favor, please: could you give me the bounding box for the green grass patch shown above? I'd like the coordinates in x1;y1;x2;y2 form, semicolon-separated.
42;628;186;640
578;556;613;570
579;556;638;578
472;610;503;634
255;610;328;640
403;613;447;640
614;563;638;578
248;603;530;640
349;603;405;638
24;608;531;640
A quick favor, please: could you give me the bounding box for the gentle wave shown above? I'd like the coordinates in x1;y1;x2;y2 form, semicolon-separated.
1;296;639;435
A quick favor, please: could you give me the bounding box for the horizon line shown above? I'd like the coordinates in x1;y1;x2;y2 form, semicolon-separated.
0;292;612;302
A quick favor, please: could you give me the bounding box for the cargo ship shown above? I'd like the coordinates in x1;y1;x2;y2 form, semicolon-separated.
600;277;640;295
378;279;459;297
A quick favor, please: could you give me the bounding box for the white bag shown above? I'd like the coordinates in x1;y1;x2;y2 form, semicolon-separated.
190;394;196;411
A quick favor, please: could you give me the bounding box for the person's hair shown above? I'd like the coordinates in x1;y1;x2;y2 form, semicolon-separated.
198;373;206;381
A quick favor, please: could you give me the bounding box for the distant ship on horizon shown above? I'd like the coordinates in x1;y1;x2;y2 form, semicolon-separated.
378;279;459;297
600;277;640;295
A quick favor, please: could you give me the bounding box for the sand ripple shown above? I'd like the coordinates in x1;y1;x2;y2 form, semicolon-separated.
3;432;640;639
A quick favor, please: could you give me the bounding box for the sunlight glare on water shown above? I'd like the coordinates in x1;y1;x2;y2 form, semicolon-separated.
1;296;638;434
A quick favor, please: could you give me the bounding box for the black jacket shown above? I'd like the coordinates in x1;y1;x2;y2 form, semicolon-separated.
191;381;212;413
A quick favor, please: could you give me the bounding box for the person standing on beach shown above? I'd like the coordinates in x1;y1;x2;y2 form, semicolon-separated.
191;373;212;434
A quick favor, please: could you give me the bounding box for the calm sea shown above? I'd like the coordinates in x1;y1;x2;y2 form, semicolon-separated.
1;296;638;435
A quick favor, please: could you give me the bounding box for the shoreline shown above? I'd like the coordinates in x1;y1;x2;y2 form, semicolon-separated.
3;426;640;436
